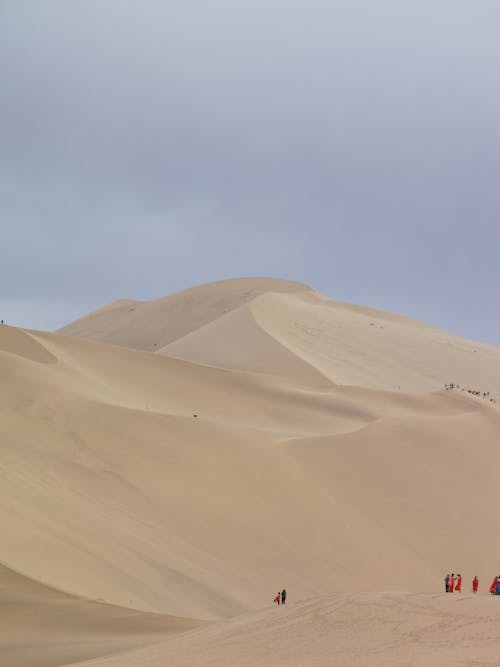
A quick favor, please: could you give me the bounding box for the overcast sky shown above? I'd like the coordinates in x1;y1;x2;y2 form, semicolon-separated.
1;1;499;342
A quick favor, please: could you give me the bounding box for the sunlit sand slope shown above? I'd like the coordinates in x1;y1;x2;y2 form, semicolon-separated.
162;287;500;391
251;290;500;391
75;592;500;667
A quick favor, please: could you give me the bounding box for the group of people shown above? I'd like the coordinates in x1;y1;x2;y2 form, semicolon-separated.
445;574;500;595
444;384;496;404
273;589;287;605
444;573;468;592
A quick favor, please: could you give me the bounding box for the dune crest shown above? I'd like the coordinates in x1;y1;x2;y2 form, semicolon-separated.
58;277;311;352
60;278;500;391
0;325;57;364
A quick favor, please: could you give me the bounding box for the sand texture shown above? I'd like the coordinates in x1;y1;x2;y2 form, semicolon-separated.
2;277;500;666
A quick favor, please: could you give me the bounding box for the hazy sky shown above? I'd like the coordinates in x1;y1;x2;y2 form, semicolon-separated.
2;1;499;342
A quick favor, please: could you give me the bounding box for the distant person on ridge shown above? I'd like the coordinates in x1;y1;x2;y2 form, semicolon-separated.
489;576;498;594
273;592;281;605
445;574;450;592
455;574;462;592
472;576;479;593
281;589;287;604
449;574;456;592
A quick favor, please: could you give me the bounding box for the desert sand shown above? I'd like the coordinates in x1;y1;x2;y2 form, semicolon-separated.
2;277;500;666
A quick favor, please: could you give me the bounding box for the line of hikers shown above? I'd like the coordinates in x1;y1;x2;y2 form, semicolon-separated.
445;574;500;594
273;589;287;605
444;384;496;404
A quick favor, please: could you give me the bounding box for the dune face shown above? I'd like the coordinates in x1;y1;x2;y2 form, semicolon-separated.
3;277;500;666
60;277;500;392
57;278;311;353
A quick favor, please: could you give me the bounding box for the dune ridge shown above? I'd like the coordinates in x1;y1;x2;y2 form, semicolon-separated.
60;278;500;393
58;277;311;352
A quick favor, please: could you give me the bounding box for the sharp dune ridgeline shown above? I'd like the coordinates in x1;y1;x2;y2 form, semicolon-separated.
3;277;500;666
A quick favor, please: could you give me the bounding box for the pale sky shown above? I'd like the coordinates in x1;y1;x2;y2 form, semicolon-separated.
1;1;499;342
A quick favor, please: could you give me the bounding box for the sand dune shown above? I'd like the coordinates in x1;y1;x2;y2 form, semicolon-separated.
2;277;500;665
74;592;500;667
61;278;500;392
58;278;311;352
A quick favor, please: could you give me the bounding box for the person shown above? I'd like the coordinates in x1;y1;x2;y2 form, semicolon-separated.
472;576;479;593
455;574;462;592
449;573;456;592
281;589;287;604
489;576;498;594
445;574;450;592
273;592;281;605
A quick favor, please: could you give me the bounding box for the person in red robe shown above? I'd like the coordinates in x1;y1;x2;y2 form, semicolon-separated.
449;574;456;592
273;592;281;605
472;576;479;593
490;577;498;594
455;574;462;592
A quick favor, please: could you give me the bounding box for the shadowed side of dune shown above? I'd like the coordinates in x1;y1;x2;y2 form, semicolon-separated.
0;563;204;667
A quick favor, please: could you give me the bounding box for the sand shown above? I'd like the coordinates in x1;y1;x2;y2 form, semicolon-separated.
2;277;500;665
73;592;500;667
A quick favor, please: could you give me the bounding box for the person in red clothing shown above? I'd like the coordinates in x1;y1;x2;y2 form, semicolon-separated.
455;574;462;592
489;577;498;594
273;592;281;605
449;573;456;592
472;576;479;593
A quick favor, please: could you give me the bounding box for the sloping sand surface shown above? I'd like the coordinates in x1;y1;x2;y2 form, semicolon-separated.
0;563;203;667
60;278;500;391
158;300;328;383
58;278;310;352
251;290;500;391
3;278;500;665
73;592;500;667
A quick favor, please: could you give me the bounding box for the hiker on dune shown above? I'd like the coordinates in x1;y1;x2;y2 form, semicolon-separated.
273;592;281;605
455;574;462;592
449;574;456;592
489;577;498;594
472;576;479;593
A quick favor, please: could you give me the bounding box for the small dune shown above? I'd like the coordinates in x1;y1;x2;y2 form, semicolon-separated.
73;592;500;667
0;325;57;364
